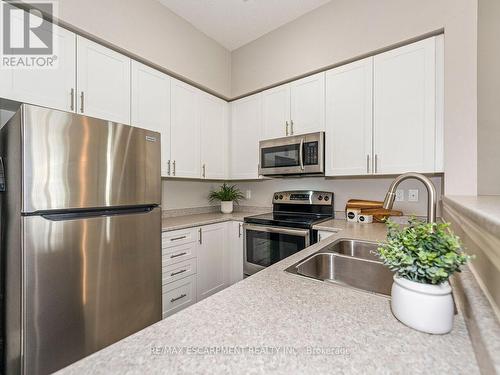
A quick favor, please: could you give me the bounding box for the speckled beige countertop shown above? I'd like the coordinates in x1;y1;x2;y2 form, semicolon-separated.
444;195;500;236
58;219;479;374
162;209;270;232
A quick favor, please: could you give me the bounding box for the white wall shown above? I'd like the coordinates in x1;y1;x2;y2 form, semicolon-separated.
161;176;443;217
161;179;220;210
231;0;477;196
52;0;232;98
477;0;500;195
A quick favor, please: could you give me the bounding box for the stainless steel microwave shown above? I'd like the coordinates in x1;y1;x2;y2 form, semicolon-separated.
258;132;325;176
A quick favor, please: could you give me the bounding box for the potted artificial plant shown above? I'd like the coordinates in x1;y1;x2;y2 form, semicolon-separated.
208;183;244;214
376;218;471;334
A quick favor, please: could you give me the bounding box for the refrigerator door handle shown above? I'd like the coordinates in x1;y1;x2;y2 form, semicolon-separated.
0;157;6;192
40;206;156;221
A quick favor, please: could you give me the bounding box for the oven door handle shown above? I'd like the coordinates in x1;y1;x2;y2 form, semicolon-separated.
243;223;310;241
299;138;305;171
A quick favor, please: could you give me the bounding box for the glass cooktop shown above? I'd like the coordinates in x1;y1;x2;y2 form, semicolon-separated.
244;212;331;229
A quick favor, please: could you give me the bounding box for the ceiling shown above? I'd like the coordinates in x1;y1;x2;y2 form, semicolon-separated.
157;0;332;51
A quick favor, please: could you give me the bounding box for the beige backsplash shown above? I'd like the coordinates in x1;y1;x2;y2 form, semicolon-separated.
162;175;443;217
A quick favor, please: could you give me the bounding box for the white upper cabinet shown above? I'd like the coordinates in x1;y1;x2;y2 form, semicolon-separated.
197;223;229;301
0;12;76;112
199;92;228;180
373;37;437;174
289;72;325;135
262;85;290;139
262;72;325;139
229;93;262;180
170;78;201;178
325;58;373;176
131;61;171;177
76;36;131;124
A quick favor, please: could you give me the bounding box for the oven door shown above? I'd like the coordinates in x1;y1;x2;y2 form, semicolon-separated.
258;132;324;176
243;224;310;276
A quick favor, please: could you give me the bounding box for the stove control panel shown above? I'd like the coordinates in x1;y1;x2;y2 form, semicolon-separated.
272;191;334;205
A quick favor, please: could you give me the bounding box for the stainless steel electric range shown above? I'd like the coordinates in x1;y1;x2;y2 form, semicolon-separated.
243;191;334;276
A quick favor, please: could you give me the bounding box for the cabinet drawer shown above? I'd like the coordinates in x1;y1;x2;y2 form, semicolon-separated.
162;275;196;318
162;227;198;248
162;258;196;285
162;242;197;266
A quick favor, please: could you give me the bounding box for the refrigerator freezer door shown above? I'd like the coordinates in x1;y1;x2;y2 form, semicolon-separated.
21;105;161;213
21;207;161;374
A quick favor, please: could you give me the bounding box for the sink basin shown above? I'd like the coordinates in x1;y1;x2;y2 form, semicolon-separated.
326;239;381;261
285;239;394;296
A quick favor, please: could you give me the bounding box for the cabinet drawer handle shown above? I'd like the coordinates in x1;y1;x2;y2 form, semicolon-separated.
238;223;242;238
170;293;187;303
170;235;186;242
70;88;75;111
170;269;187;277
198;228;202;244
80;92;84;113
170;252;187;259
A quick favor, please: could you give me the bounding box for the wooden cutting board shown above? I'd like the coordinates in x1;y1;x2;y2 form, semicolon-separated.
345;199;384;210
345;199;402;223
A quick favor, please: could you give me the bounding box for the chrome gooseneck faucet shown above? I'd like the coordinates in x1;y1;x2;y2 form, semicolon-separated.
382;172;437;223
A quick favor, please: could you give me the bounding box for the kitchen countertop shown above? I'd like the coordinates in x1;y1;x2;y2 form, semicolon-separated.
58;219;479;374
162;209;270;232
443;195;500;237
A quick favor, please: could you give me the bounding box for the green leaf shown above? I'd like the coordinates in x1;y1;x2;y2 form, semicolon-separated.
374;216;472;284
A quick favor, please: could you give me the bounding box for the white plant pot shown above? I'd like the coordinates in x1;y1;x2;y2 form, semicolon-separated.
391;275;454;334
220;201;233;214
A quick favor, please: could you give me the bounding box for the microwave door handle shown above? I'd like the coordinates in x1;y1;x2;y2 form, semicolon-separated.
299;138;305;170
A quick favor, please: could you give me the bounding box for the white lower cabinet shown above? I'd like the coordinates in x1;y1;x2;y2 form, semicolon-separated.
318;230;335;242
162;275;197;318
197;223;229;301
161;221;243;318
228;221;244;285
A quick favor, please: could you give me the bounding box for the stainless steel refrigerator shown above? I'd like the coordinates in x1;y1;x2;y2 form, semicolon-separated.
0;104;162;374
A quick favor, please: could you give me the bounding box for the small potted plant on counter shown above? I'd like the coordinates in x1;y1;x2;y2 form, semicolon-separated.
208;183;244;214
376;218;471;334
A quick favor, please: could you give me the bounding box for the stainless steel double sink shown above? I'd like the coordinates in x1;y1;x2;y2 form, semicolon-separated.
285;239;394;296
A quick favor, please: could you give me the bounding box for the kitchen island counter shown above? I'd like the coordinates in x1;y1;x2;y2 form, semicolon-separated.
58;220;479;374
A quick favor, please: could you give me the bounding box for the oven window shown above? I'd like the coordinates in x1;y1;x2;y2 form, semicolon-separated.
246;229;307;267
261;144;300;168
